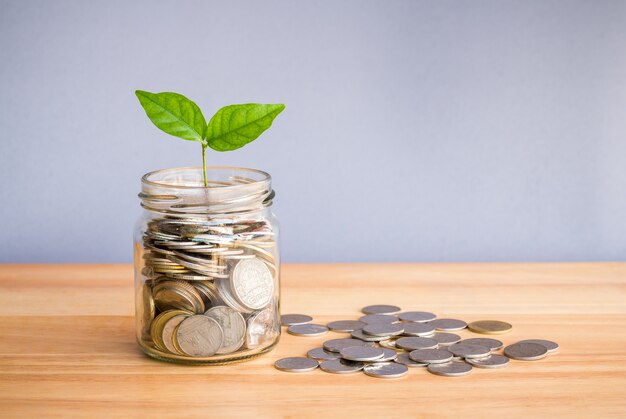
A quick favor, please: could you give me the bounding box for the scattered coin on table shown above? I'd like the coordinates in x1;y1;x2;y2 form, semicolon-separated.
340;346;385;362
447;343;491;359
359;314;399;324
504;342;548;360
401;322;436;337
362;323;404;337
323;338;372;353
287;323;329;337
428;318;468;331
361;305;402;315
274;357;319;373
468;320;512;334
427;361;473;377
458;337;503;351
327;320;365;332
517;339;559;353
273;304;558;379
364;362;409;379
320;359;365;374
281;314;313;326
307;347;342;361
394;352;428;368
465;354;510;369
395;337;438;351
398;311;437;323
409;348;454;364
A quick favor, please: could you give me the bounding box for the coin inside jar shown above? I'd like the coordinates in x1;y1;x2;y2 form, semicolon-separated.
161;313;189;354
175;315;224;357
204;306;246;354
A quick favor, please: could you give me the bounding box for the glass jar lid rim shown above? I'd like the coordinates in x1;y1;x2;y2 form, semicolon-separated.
141;166;271;190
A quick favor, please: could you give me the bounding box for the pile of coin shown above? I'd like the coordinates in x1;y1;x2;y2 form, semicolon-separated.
136;216;280;359
275;305;558;378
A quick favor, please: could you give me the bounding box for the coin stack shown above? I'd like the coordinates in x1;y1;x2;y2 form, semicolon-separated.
136;216;280;360
275;305;558;378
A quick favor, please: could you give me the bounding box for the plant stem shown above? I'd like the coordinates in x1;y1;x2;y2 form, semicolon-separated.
201;143;208;187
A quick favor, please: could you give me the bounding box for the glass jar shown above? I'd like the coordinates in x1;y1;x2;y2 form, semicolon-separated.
134;167;280;364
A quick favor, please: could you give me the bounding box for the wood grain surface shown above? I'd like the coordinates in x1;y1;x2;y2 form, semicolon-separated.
0;263;625;418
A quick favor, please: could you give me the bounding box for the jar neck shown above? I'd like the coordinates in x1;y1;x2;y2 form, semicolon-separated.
139;167;274;218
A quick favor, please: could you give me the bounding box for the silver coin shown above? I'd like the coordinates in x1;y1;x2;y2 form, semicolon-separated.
327;320;365;332
378;338;401;350
287;323;329;337
324;338;372;353
204;306;246;354
430;332;462;346
409;348;454;364
427;361;473;377
401;322;436;337
175;315;224;357
363;362;408;379
428;318;467;331
340;346;385;362
362;323;404;337
351;329;389;342
398;311;437;323
245;305;279;349
466;354;510;369
362;304;401;315
394;352;428;368
319;359;364;374
447;343;491;359
375;348;399;362
504;342;548;360
280;314;313;326
307;347;342;361
517;339;559;354
231;257;274;310
458;338;503;351
359;314;399;325
274;357;319;373
161;314;188;354
396;336;438;351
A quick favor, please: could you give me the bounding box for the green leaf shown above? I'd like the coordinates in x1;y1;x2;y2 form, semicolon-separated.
205;103;285;151
135;90;206;141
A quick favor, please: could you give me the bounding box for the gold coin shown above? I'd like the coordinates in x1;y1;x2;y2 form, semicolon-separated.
468;320;512;335
161;314;189;354
153;280;205;313
150;309;191;351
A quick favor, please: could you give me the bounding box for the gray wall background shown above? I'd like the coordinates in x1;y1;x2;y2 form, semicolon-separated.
1;0;625;263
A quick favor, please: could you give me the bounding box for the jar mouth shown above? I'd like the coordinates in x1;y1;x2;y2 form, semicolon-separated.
140;167;274;216
142;166;271;190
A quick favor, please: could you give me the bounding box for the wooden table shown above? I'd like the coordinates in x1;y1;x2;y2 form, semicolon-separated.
1;263;625;418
